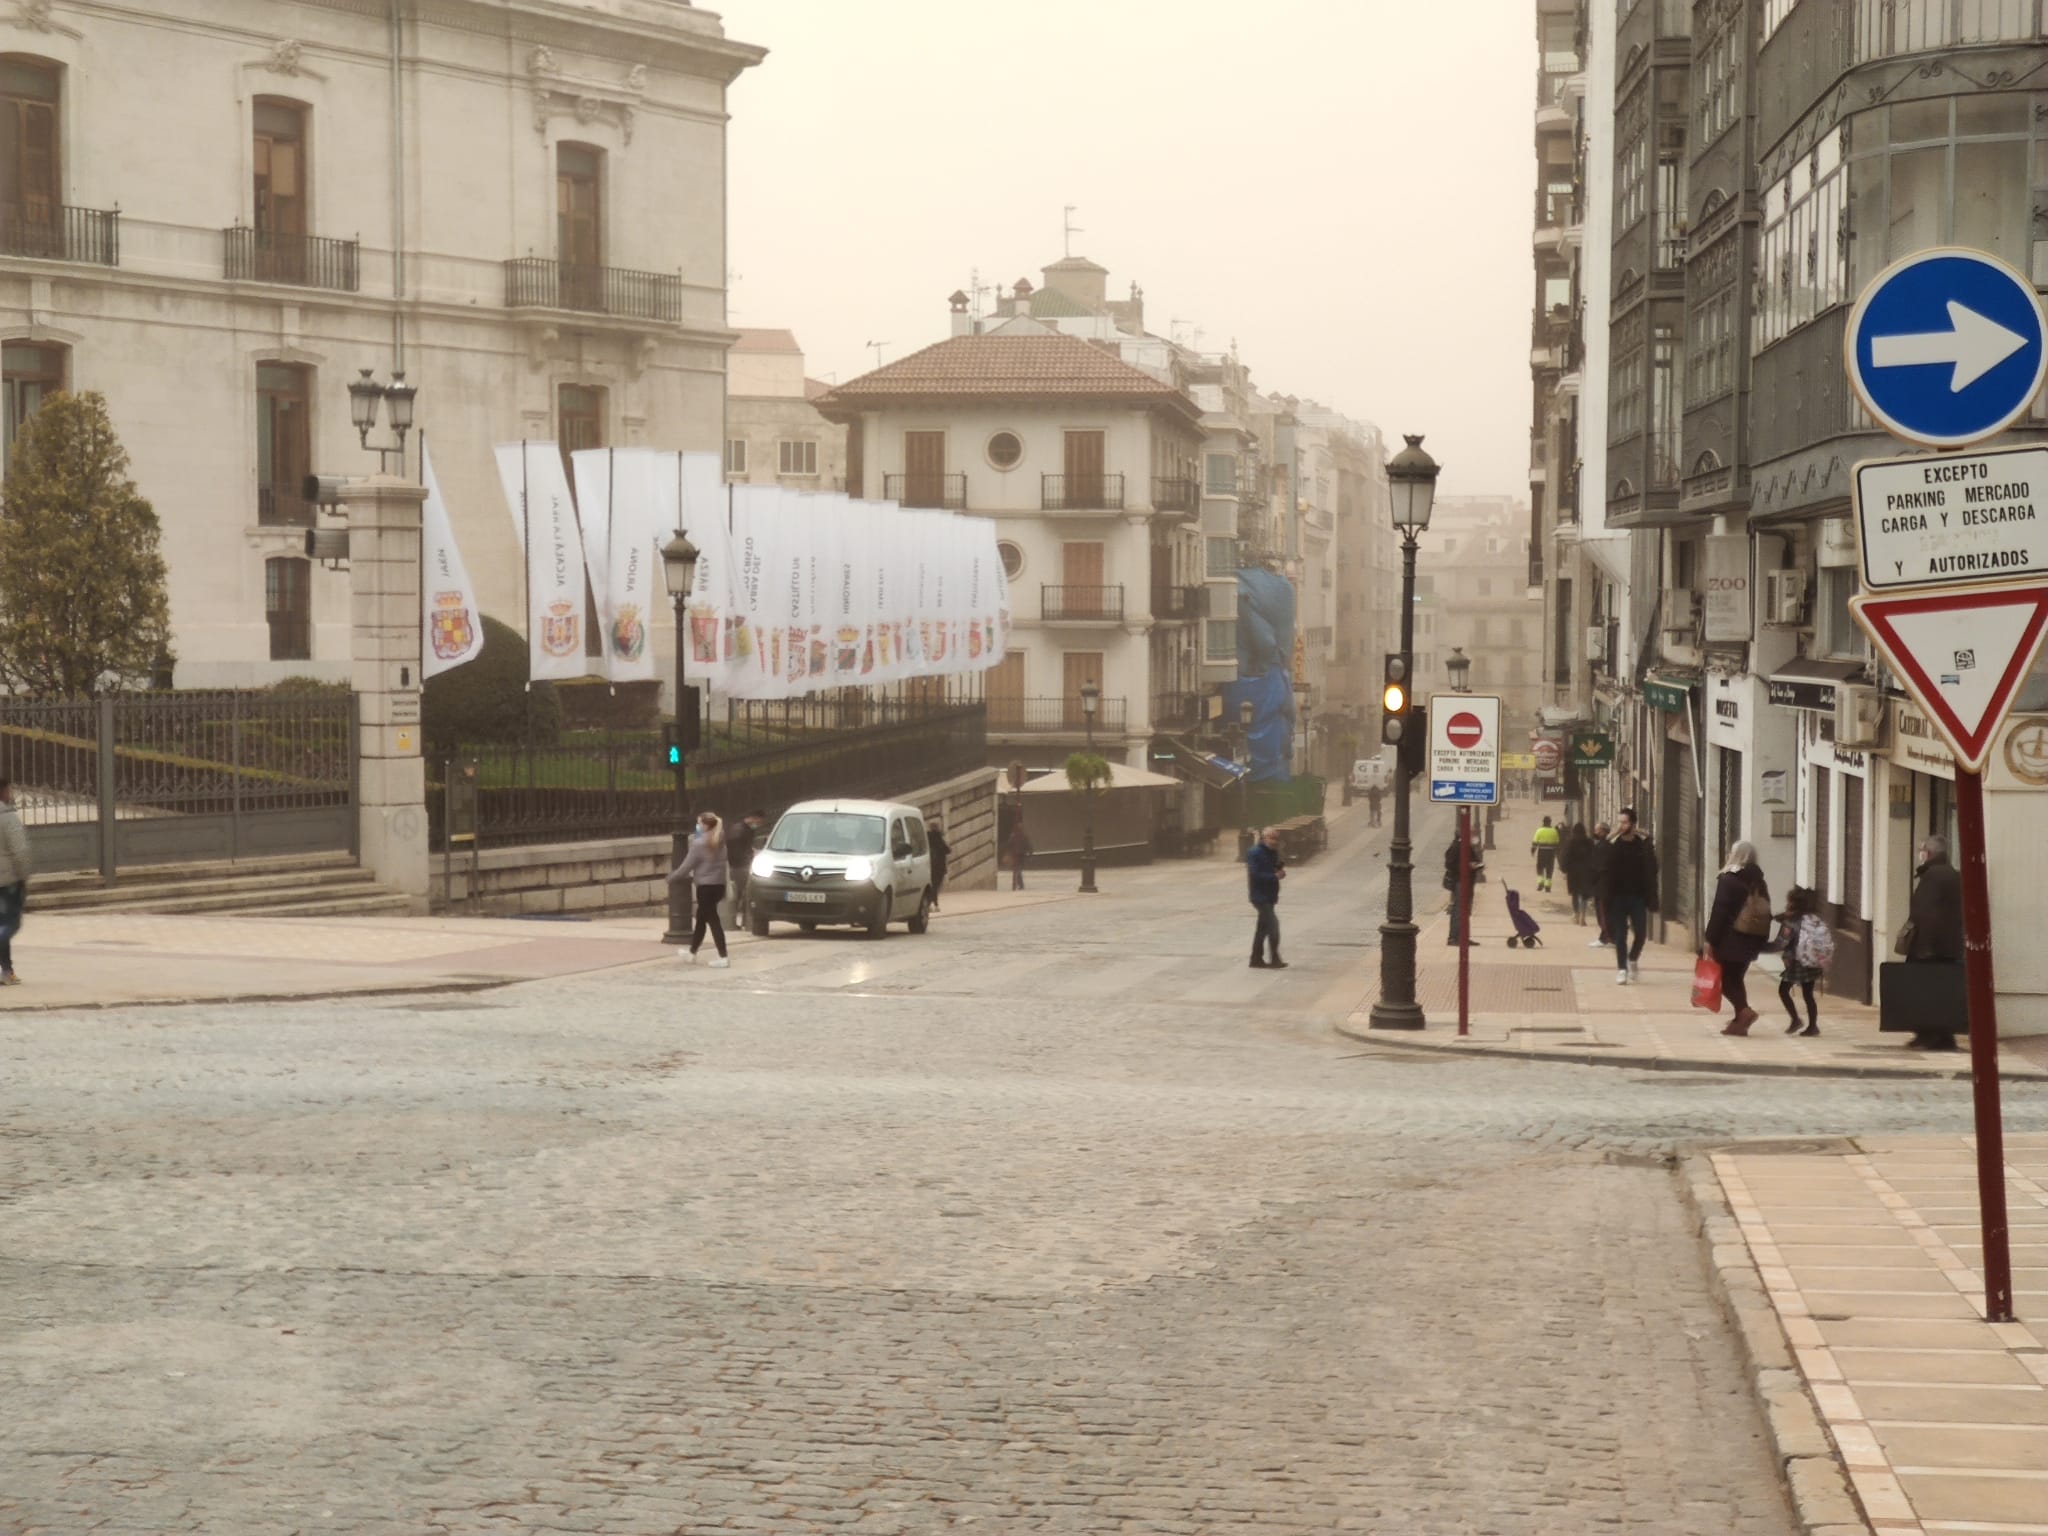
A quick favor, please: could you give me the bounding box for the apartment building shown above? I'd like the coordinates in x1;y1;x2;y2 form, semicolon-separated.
0;0;758;683
1413;496;1547;738
724;329;848;490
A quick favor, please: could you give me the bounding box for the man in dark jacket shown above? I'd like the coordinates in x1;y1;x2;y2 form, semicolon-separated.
724;809;763;926
928;819;951;909
1246;826;1286;969
1905;835;1965;1050
1586;821;1613;947
1444;829;1485;945
1602;807;1659;983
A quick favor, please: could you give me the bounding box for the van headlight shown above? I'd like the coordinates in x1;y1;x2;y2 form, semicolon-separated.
751;852;775;878
841;857;874;883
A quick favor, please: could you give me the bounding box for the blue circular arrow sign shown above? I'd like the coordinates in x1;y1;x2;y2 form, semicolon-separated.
1846;248;2048;447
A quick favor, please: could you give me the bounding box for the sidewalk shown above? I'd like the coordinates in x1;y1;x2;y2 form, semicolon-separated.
0;885;1075;1013
1696;1135;2048;1535
1338;801;2048;1081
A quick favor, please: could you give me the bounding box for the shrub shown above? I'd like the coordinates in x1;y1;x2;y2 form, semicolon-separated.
1064;752;1112;794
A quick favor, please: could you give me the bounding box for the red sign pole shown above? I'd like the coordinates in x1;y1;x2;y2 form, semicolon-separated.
1954;766;2015;1323
1457;806;1472;1037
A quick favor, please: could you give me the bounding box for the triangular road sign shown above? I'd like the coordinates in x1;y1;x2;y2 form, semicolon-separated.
1850;580;2048;771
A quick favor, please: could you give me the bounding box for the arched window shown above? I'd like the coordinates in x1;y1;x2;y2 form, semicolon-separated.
266;556;312;661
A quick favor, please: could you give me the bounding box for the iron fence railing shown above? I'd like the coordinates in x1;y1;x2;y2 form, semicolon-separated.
223;227;361;291
1041;472;1125;511
986;695;1127;734
1041;584;1124;622
428;699;986;850
1151;585;1207;621
1151;691;1203;730
881;472;967;510
503;257;684;322
1;203;119;265
1152;476;1200;514
258;484;316;528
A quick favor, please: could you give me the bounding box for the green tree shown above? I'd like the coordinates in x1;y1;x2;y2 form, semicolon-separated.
1064;751;1112;794
0;391;173;697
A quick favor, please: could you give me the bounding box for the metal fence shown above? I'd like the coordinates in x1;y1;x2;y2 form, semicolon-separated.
431;701;988;850
0;690;356;874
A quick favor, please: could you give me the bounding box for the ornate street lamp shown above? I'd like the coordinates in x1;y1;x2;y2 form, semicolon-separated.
1078;680;1101;894
1447;646;1472;693
347;367;417;475
1369;433;1439;1031
660;530;701;947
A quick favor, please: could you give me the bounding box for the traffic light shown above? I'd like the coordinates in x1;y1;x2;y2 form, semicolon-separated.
1380;653;1411;746
666;685;702;768
1402;702;1428;778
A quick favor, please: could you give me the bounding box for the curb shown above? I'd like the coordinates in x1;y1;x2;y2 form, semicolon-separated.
1677;1148;1877;1536
1333;1017;2044;1083
0;976;519;1015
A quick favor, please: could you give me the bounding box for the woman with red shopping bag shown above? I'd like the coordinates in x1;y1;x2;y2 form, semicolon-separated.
1702;840;1772;1036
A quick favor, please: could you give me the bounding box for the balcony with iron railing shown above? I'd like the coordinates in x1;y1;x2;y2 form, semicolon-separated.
1041;472;1126;511
2;203;119;266
986;695;1129;734
503;257;684;323
882;472;967;510
1150;584;1208;622
1151;476;1200;515
1041;584;1125;623
224;227;360;292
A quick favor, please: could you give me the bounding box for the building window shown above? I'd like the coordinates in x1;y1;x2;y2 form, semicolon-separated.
1541;13;1577;75
986;430;1023;469
266;555;312;661
250;98;310;282
1206;536;1237;577
1687;280;1736;405
1818;566;1868;659
725;437;747;476
1854;0;2045;59
558;385;605;657
557;141;603;270
256;362;313;526
997;540;1024;579
3;340;65;466
1610;311;1646;444
1694;18;1741;146
1;55;61;245
1205;618;1238;663
1617;82;1649;231
1762;0;1796;43
1651;320;1681;488
1205;453;1238;495
777;438;818;477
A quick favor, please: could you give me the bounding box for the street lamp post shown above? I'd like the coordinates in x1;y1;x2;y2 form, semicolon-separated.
1368;433;1440;1031
659;530;701;947
1446;646;1474;1037
1236;697;1255;853
1078;680;1100;894
345;368;418;476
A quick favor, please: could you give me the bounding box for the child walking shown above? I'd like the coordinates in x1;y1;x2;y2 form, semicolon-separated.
1773;886;1832;1037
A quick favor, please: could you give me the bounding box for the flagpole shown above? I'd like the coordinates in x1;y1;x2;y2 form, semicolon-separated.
606;445;616;694
521;440;532;695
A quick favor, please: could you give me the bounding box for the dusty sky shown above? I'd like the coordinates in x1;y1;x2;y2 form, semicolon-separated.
721;0;1535;499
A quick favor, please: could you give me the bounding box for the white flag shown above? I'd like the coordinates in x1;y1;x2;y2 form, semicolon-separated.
494;441;593;683
570;447;661;684
420;441;483;678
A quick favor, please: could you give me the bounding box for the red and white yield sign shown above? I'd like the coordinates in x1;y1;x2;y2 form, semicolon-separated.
1850;581;2048;771
1428;693;1502;805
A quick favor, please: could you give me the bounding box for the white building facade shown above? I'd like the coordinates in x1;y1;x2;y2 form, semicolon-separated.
0;0;759;685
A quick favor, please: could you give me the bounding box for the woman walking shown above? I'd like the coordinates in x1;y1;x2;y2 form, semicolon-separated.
1773;886;1832;1037
667;811;731;967
1561;822;1595;925
1705;840;1773;1035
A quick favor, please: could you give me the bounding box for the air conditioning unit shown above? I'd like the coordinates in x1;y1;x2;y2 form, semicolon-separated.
1764;569;1808;626
1835;683;1886;749
1662;590;1700;633
1585;624;1607;663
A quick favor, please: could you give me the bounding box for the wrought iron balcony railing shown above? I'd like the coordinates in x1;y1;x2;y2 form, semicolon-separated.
257;484;316;529
1151;691;1203;730
1041;584;1125;622
1152;476;1200;514
1;203;119;266
1041;472;1125;511
986;695;1128;734
882;472;967;510
1150;584;1208;621
224;228;360;291
503;257;684;322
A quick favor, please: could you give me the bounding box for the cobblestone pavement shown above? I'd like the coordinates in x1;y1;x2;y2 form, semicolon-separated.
5;806;2046;1534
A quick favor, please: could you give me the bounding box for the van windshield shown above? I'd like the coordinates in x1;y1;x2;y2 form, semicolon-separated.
768;812;887;856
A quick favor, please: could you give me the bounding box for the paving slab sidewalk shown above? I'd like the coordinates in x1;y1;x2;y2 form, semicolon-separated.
0;886;1075;1012
1695;1135;2048;1536
1336;802;2048;1081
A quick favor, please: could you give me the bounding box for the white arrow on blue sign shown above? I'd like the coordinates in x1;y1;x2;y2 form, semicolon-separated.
1846;248;2048;448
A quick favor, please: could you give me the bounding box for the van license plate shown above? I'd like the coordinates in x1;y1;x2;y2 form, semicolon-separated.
786;891;828;904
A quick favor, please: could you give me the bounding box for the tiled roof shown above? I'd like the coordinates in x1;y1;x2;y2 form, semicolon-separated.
815;334;1193;410
1027;287;1101;319
731;327;801;353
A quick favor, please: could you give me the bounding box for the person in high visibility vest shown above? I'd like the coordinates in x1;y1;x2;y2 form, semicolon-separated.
1531;815;1561;895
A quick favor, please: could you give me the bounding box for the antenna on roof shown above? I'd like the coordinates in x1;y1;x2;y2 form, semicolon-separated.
865;340;888;368
1063;204;1082;258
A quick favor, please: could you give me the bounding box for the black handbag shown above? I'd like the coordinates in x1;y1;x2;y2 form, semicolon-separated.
1878;961;1970;1035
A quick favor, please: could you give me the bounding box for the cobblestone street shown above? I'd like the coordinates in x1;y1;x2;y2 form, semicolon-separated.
6;813;2046;1534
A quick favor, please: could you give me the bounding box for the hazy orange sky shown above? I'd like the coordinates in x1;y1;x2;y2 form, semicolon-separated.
722;0;1536;499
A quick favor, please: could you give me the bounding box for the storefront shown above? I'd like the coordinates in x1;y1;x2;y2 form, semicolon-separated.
1644;673;1700;944
1769;659;1874;1004
1703;666;1797;906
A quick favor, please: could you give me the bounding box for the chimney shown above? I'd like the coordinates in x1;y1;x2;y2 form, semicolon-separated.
948;288;972;338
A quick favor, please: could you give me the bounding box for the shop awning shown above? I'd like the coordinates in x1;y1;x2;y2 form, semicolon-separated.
1643;672;1698;713
1767;658;1866;711
1020;760;1183;793
1160;737;1250;790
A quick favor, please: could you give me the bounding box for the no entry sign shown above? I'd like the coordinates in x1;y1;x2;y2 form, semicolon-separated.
1427;694;1501;805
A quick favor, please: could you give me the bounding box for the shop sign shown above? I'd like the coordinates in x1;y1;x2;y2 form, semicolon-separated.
1539;781;1569;802
1889;698;1956;778
2004;718;2048;786
1703;535;1751;641
1644;677;1690;713
1714;699;1740;721
1768;677;1836;711
1500;752;1537;770
1833;746;1867;769
1761;768;1789;804
1570;731;1614;768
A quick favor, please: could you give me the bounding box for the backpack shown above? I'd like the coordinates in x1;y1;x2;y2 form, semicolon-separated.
1794;915;1836;971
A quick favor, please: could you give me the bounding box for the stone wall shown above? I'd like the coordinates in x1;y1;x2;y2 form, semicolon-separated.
434;766;998;915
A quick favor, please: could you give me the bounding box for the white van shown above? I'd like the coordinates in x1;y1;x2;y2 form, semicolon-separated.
1350;754;1392;793
746;799;935;938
